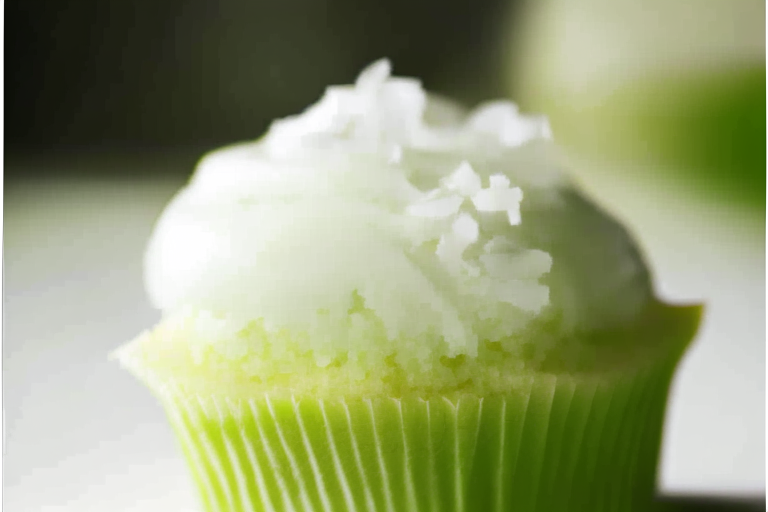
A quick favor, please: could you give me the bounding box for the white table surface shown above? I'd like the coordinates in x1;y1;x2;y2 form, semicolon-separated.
4;155;764;511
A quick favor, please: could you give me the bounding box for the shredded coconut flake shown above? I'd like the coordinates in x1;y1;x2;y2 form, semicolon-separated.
452;213;480;246
471;187;524;227
443;161;482;197
469;102;553;147
355;58;392;89
489;174;511;188
494;279;550;313
436;213;480;268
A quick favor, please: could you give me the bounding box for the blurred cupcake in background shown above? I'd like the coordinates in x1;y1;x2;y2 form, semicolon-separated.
507;0;765;209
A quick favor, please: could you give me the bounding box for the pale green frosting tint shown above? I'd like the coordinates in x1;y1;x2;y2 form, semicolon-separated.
142;60;653;376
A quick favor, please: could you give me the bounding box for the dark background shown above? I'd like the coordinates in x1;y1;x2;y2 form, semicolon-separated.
6;0;517;158
6;0;763;212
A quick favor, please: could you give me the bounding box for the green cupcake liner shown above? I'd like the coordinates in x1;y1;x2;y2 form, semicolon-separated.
156;350;678;512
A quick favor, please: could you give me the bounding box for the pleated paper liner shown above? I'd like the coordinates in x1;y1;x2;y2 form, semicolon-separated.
118;302;701;512
157;354;679;512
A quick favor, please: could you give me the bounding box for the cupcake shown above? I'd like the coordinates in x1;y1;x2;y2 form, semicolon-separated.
115;60;701;512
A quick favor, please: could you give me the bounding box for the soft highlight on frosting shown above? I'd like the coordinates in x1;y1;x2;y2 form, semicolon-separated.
142;59;652;371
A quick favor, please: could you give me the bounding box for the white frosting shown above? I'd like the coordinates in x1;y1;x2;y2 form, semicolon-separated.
144;60;652;360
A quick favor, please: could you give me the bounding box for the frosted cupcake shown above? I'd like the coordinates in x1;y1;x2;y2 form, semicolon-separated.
116;60;700;512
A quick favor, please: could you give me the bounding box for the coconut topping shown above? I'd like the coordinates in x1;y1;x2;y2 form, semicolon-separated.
143;59;652;368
